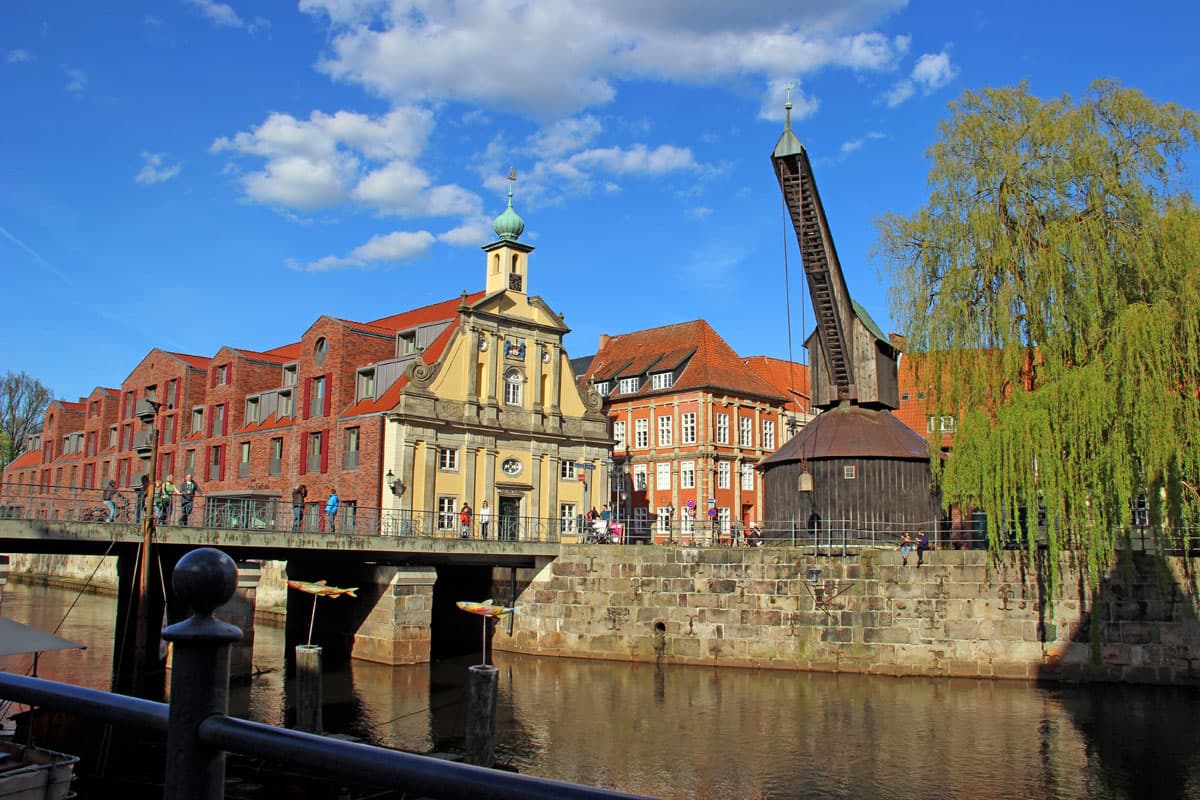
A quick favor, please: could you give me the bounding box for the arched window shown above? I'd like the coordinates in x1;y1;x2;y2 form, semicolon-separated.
492;253;500;274
511;254;519;273
504;369;522;406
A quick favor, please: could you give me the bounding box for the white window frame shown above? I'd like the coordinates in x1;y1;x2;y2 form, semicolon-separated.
656;462;671;490
763;419;775;450
657;415;672;447
657;508;672;534
633;464;647;491
356;369;376;402
438;447;459;471
717;461;731;489
680;460;695;489
716;413;729;444
619;376;639;394
504;369;522;406
741;463;754;490
613;420;626;450
844;465;857;479
278;389;294;418
245;397;260;424
635;418;649;449
718;507;731;535
681;412;697;444
595;381;610;397
560;460;576;480
437;497;457;530
739;416;753;447
560;503;578;533
651;371;673;390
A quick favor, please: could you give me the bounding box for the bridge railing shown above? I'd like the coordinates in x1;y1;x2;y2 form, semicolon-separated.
0;548;650;800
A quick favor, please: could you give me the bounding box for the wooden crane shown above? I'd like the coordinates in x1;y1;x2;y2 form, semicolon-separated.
771;95;900;411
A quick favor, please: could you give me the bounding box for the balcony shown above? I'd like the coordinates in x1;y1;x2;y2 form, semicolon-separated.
132;430;153;456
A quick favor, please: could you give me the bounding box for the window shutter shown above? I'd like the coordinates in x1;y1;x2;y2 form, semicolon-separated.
204;446;211;479
320;430;329;473
323;373;332;417
299;436;307;476
207;408;214;438
222;406;228;436
210;368;217;389
219;446;226;481
303;378;311;421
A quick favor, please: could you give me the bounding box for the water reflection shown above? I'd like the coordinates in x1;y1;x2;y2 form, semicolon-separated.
3;584;1199;799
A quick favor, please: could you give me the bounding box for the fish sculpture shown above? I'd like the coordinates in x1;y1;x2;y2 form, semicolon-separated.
456;598;514;617
287;579;358;598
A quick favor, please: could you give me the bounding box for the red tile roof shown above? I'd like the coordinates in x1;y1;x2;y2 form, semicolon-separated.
169;352;212;370
365;292;485;332
586;320;789;402
742;356;811;415
342;316;465;416
264;342;302;360
5;450;41;470
233;348;292;364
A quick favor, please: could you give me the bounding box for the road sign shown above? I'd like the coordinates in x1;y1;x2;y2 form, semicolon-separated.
707;498;716;507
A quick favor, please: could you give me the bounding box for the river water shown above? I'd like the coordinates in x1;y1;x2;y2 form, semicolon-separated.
2;583;1199;799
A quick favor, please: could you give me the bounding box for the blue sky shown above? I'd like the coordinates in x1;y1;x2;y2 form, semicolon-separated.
3;1;1198;403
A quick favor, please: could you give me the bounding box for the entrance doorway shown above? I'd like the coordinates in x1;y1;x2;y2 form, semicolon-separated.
498;495;521;541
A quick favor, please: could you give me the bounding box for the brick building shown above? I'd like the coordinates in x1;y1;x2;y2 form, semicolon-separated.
582;321;808;543
2;192;610;536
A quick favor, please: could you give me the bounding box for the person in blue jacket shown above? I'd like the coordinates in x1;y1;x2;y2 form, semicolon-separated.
325;488;339;533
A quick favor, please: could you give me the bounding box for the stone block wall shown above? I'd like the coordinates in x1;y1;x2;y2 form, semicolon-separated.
493;546;1200;685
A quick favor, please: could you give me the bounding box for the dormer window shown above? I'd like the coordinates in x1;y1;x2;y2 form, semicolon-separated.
595;381;610;397
398;332;417;355
282;363;298;386
619;376;639;394
356;369;376;402
245;396;260;424
651;371;673;390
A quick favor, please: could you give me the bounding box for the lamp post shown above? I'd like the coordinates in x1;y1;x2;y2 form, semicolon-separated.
133;398;162;695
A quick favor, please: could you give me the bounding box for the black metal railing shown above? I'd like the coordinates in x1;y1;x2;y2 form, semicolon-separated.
2;482;1197;553
0;548;651;800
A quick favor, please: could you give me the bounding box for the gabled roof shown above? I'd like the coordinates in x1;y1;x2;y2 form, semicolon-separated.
585;320;789;403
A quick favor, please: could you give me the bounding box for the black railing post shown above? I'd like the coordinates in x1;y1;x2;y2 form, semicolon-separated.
161;547;242;800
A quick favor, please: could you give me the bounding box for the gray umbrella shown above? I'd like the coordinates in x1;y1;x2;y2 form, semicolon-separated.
0;618;86;658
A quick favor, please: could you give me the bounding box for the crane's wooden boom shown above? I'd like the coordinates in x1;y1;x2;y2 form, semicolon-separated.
772;109;899;411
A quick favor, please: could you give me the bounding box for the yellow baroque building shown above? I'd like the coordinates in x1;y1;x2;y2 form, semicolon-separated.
382;188;612;540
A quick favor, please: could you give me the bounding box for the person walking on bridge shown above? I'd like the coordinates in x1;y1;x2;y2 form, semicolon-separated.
102;479;120;523
178;474;200;526
325;488;339;533
292;484;307;531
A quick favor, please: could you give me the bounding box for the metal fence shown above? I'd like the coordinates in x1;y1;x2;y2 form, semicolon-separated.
2;481;1196;553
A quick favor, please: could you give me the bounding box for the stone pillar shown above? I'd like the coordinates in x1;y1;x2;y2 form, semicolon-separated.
352;567;437;665
216;561;261;682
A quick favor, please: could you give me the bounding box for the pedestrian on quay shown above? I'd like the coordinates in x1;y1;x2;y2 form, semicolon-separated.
899;531;914;566
459;502;473;539
325;487;339;533
178;473;200;526
916;530;932;567
102;479;120;523
159;474;176;524
292;484;307;531
478;500;491;539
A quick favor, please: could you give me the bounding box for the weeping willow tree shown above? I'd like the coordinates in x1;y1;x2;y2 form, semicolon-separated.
876;80;1200;588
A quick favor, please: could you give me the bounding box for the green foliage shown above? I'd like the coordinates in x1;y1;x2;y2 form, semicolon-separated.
876;80;1200;588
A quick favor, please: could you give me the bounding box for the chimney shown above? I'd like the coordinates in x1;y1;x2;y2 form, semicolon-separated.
598;333;610;350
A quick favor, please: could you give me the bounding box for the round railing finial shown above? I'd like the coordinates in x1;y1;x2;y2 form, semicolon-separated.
172;547;238;616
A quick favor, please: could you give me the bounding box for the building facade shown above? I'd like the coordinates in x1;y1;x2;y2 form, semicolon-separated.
583;322;807;543
2;193;609;539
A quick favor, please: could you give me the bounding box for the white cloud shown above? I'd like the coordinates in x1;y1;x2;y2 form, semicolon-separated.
687;206;713;219
135;152;182;185
568;144;696;175
911;51;958;91
6;49;31;64
438;217;495;247
530;116;603;159
185;0;270;33
759;78;821;122
301;0;911;118
65;68;86;94
882;49;957;107
213;107;480;215
840;131;885;155
290;229;436;272
350;230;436;261
186;0;244;28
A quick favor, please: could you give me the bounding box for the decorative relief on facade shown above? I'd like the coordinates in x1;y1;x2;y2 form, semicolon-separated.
504;339;526;360
405;360;437;389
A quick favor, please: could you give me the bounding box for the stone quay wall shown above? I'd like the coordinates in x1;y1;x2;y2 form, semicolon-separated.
493;546;1200;685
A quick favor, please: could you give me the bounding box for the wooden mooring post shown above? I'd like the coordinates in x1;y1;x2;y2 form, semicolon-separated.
465;664;498;767
295;644;323;733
